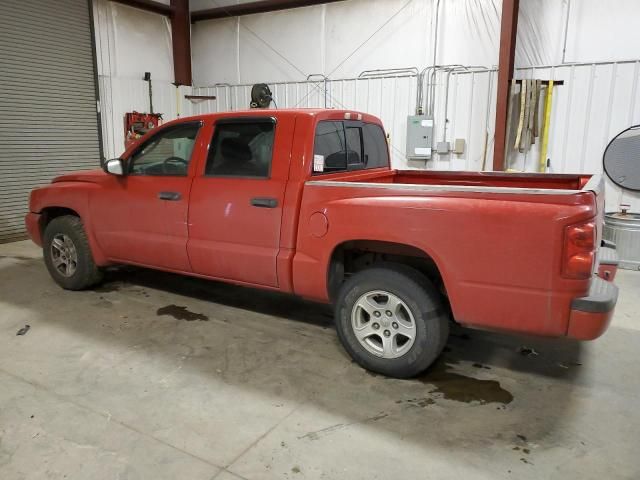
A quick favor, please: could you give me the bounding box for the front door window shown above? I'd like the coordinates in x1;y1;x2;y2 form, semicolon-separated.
129;123;201;176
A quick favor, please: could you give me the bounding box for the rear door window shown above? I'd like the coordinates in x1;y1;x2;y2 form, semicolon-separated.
314;121;347;173
205;118;275;178
313;120;389;174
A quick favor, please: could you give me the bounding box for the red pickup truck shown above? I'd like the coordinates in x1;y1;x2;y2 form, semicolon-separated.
26;109;619;378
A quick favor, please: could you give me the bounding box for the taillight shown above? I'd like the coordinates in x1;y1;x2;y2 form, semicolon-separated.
562;221;596;279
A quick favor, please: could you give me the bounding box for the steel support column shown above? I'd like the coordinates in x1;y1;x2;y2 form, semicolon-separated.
110;0;191;86
492;0;519;171
171;0;192;86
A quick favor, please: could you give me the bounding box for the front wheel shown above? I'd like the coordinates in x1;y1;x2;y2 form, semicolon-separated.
335;264;449;378
43;215;103;290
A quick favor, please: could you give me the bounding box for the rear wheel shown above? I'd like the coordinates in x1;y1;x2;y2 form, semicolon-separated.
335;264;449;378
43;215;103;290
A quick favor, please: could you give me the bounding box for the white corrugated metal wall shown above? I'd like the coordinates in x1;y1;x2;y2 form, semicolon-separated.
189;73;494;169
92;0;640;212
186;61;640;211
93;60;640;212
512;61;640;211
97;76;194;160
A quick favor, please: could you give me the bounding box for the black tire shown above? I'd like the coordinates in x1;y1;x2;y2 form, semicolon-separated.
335;263;449;378
43;215;103;290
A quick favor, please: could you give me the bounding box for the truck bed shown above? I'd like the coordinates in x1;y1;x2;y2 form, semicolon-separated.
310;169;596;194
298;167;605;338
392;170;592;190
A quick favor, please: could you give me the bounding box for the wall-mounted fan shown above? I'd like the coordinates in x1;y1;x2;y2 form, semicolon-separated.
250;83;273;109
604;125;640;191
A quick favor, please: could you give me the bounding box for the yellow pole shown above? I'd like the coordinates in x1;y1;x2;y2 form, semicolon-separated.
538;80;554;172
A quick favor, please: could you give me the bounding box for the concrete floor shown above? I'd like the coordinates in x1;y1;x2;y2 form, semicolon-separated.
0;241;639;480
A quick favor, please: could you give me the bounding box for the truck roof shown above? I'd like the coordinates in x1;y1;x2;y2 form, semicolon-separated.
168;108;383;126
120;108;386;160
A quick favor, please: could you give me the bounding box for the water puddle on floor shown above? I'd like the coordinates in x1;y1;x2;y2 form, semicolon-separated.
156;304;209;321
417;359;513;405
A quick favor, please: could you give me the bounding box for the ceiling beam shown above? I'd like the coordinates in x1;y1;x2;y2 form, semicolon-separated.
191;0;346;22
110;0;174;16
492;0;519;171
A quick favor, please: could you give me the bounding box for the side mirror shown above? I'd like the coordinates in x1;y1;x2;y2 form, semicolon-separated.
104;158;125;176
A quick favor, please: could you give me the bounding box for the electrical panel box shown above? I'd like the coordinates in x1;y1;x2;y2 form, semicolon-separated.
406;115;433;160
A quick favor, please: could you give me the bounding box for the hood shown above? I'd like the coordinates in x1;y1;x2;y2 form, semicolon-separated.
52;168;108;184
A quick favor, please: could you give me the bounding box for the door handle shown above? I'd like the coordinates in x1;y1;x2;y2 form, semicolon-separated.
158;191;182;201
250;197;278;208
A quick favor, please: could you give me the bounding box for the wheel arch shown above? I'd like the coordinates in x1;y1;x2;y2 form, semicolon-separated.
326;239;450;306
37;204;108;266
39;206;82;235
29;182;109;265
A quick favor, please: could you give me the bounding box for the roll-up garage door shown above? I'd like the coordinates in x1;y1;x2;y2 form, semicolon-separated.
0;0;101;243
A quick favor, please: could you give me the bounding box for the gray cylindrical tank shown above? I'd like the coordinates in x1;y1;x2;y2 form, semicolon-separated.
604;212;640;270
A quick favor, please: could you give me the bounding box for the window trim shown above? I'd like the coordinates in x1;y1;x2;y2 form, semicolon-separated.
345;122;365;170
126;121;203;177
312;120;390;176
203;116;277;179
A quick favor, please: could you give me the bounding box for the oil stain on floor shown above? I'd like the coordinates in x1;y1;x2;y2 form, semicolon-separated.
156;304;209;321
0;255;36;262
93;282;122;293
417;358;514;405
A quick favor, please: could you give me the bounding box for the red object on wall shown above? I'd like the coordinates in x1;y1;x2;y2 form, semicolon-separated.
124;111;162;148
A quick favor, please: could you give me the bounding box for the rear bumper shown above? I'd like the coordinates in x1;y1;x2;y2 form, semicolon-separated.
25;212;43;246
597;246;619;281
567;276;618;340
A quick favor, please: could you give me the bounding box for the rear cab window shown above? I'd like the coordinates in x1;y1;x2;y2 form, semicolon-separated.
312;120;389;175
